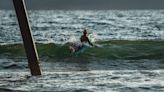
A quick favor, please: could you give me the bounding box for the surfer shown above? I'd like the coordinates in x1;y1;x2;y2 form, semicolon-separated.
80;29;93;46
69;30;93;53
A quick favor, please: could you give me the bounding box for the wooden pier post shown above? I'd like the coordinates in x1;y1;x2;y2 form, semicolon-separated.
13;0;42;75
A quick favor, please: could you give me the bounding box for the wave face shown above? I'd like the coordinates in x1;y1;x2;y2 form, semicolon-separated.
0;40;164;60
1;10;164;44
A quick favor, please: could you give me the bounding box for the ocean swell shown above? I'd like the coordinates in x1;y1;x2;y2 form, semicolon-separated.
0;40;164;60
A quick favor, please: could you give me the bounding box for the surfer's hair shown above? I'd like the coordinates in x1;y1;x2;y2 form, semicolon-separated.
83;30;87;34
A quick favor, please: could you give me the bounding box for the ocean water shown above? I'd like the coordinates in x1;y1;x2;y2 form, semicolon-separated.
0;10;164;92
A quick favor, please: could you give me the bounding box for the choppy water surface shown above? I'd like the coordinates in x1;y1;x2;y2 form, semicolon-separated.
0;10;164;92
1;10;164;44
0;70;164;92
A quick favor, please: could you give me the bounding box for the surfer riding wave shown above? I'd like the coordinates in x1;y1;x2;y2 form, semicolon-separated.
69;30;94;53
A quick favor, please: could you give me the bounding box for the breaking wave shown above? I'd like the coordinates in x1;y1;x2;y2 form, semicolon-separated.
0;40;164;60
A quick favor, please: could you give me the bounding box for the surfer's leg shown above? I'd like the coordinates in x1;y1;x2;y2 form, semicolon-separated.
74;45;84;56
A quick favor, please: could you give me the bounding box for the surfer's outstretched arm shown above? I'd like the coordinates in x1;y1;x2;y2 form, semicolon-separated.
87;38;94;46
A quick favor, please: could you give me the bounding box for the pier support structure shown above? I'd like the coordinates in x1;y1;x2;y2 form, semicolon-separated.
13;0;42;75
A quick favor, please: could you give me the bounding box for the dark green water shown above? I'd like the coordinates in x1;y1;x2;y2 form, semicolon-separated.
1;40;164;60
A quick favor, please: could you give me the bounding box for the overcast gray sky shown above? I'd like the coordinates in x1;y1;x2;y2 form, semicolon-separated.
0;0;164;10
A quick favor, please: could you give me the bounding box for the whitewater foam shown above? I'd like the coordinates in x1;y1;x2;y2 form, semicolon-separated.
1;10;164;44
